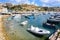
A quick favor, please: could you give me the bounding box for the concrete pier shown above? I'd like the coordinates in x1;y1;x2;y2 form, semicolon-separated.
49;29;60;40
0;15;10;40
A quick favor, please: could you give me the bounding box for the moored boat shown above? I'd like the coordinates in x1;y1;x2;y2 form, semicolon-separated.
20;21;28;26
27;25;50;35
24;15;35;19
43;23;56;29
47;15;60;24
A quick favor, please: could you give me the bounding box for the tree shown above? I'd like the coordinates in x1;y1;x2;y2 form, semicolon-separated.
17;5;22;10
26;9;30;11
43;7;48;11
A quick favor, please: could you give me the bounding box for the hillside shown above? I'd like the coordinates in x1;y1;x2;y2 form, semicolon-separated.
5;4;60;12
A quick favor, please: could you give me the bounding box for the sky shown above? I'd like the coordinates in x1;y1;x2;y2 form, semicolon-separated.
0;0;60;7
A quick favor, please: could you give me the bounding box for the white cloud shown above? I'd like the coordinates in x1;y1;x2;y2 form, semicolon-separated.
10;0;39;6
10;0;31;4
15;0;21;3
42;4;46;7
31;2;35;5
57;0;60;2
42;4;51;7
40;0;60;3
40;0;60;6
40;0;49;3
35;4;39;6
30;0;38;6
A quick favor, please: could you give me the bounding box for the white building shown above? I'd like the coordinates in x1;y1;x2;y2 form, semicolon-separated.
2;8;8;13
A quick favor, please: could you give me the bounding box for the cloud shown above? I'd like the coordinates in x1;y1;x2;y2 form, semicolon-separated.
40;0;49;3
42;4;47;7
40;0;60;4
42;4;50;7
35;4;39;6
31;1;35;5
10;0;31;4
9;0;60;6
40;0;60;6
30;0;38;6
10;0;38;6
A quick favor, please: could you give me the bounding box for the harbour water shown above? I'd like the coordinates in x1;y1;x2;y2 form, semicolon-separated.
4;13;60;40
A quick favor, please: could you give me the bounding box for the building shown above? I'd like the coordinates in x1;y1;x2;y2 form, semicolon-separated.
0;3;8;13
0;7;8;13
5;3;13;7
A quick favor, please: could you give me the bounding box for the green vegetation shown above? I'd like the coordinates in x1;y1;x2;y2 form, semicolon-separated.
10;5;22;10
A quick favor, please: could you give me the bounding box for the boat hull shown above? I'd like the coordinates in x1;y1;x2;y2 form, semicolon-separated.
43;23;56;29
27;27;50;35
47;19;60;24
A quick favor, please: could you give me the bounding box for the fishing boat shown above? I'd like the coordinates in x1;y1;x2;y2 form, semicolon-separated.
27;25;50;35
20;21;28;26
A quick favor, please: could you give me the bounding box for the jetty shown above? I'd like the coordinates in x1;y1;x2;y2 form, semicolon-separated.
49;29;60;40
0;15;10;40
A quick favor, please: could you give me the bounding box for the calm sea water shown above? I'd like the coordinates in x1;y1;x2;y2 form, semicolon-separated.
4;13;59;40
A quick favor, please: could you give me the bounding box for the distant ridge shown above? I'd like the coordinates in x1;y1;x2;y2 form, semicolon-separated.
0;3;59;12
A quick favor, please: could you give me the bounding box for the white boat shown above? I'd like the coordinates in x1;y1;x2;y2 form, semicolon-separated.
48;17;60;22
20;21;28;26
47;18;60;22
44;23;55;26
43;23;56;29
50;16;55;19
47;15;60;23
56;16;60;18
27;25;50;35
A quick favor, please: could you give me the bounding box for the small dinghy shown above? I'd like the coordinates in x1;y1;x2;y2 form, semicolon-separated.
20;21;28;26
27;25;50;35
